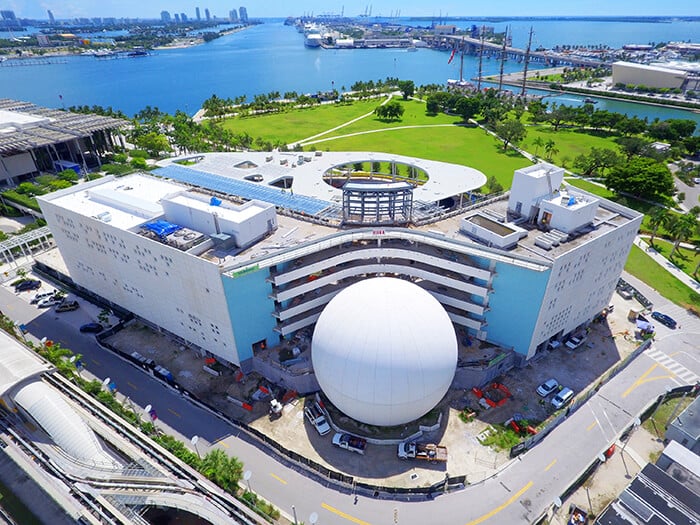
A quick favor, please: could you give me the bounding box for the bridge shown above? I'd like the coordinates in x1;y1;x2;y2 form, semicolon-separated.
422;34;607;68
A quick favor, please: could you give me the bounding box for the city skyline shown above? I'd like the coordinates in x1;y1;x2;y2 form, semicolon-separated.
2;1;699;20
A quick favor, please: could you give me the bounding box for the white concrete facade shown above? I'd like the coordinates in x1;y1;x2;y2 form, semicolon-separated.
612;61;688;89
37;175;242;365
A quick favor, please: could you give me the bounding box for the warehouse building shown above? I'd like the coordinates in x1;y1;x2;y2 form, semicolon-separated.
612;61;688;89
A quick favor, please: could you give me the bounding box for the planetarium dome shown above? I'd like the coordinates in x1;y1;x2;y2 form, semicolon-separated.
311;277;458;426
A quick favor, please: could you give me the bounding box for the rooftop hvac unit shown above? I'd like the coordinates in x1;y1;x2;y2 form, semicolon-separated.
165;228;206;250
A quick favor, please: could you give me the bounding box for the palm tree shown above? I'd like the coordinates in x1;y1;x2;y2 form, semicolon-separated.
544;139;559;161
668;213;699;260
691;240;700;279
647;207;669;246
532;136;544;156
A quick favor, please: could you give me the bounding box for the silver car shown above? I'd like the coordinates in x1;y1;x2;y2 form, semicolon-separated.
551;387;574;409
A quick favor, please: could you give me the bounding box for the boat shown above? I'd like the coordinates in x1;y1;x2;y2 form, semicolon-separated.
304;33;322;48
127;48;149;57
583;97;598;104
406;46;418;52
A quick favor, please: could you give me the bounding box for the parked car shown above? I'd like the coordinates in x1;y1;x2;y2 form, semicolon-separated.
552;387;574;409
30;290;56;304
565;335;586;350
14;280;41;292
304;402;331;436
536;378;559;397
79;323;103;333
37;296;64;308
651;311;677;329
55;300;79;313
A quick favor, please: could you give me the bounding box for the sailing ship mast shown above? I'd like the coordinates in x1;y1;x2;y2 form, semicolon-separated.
521;26;533;97
498;26;509;92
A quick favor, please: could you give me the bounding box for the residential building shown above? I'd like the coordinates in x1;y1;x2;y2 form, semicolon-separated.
239;6;248;23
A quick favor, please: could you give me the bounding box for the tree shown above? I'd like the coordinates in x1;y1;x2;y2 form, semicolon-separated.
425;96;440;115
397;80;415;100
531;136;544;156
574;147;621;176
647;207;670;246
543;139;559;162
199;449;243;493
604;157;675;201
667;213;699;259
375;100;404;121
454;97;480;122
135;132;172;157
495;119;526;151
615;136;651;159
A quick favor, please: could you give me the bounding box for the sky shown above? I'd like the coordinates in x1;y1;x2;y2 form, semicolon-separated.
4;1;700;20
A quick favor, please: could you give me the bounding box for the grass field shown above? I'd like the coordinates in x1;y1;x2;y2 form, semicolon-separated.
318;98;460;138
642;395;693;438
312;125;532;188
625;245;700;309
521;125;621;167
648;239;699;281
219;99;383;145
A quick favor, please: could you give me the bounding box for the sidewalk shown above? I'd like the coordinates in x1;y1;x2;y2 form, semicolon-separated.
633;236;700;293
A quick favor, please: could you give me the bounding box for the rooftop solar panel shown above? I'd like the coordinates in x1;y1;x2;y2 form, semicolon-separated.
153;165;331;216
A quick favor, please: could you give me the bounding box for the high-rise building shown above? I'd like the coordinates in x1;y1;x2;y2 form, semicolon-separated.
47;10;55;24
160;11;171;23
196;7;201;21
181;13;188;22
229;9;238;22
205;8;211;21
1;10;20;27
239;6;248;23
174;13;181;23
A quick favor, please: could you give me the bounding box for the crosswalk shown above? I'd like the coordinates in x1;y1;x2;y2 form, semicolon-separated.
645;348;700;385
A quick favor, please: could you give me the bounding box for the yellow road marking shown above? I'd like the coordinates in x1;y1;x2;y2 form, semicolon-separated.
544;459;557;472
464;481;533;525
167;408;181;418
270;473;287;485
91;358;101;365
587;421;597;431
216;440;230;449
321;502;371;525
622;363;674;398
127;381;138;390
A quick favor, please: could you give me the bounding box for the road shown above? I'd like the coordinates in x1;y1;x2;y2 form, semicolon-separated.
2;278;698;525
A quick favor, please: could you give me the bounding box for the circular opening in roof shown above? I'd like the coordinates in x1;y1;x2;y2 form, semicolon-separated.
323;161;428;189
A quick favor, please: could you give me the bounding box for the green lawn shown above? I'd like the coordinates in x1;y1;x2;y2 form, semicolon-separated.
625;245;700;310
642;395;693;438
218;99;383;145
564;178;616;199
319;98;460;138
648;239;699;281
521;125;621;167
311;125;532;188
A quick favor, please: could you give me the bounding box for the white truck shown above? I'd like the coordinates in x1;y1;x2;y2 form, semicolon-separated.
331;433;367;455
565;335;586;350
397;442;448;462
304;402;331;436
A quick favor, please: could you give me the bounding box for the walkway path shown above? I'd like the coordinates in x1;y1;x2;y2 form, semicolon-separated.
297;123;457;148
633;236;700;292
289;93;394;148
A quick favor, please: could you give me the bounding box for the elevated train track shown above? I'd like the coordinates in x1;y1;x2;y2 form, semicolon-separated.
1;372;263;525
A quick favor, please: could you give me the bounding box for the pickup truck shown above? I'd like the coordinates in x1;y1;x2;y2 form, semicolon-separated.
332;433;367;455
304;402;331;436
397;442;448;462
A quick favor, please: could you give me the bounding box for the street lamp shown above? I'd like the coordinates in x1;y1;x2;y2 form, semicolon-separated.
291;505;298;525
243;470;252;494
191;435;201;459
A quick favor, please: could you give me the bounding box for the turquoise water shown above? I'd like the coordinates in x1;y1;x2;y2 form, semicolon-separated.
1;21;698;127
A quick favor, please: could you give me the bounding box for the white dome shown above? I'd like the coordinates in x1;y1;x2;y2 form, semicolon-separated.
312;277;457;426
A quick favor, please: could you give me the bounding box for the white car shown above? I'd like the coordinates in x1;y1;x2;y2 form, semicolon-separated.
30;290;55;305
37;296;64;308
536;378;559;397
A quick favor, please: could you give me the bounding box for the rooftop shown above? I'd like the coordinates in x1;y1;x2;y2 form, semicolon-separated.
0;99;127;155
39;156;641;272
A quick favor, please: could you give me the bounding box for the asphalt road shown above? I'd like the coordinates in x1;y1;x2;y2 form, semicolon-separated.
2;279;698;525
